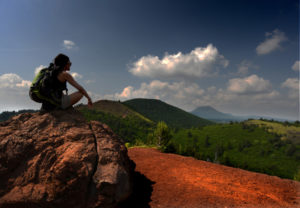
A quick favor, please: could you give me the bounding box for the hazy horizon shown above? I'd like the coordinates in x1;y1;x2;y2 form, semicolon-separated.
0;98;297;121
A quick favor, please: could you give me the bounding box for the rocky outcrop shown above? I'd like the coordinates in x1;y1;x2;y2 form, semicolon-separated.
0;109;133;208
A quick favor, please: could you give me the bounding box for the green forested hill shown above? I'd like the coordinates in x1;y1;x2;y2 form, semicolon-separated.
166;121;300;180
77;100;152;123
76;100;155;144
123;98;214;128
245;119;300;144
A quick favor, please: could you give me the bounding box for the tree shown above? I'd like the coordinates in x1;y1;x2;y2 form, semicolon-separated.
205;135;211;147
294;167;300;182
286;144;296;156
154;121;172;147
216;143;224;156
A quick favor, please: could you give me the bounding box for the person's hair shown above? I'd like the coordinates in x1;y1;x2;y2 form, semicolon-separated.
54;53;70;68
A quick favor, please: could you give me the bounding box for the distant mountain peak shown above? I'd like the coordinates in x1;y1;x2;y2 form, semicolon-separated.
191;106;240;122
194;106;219;111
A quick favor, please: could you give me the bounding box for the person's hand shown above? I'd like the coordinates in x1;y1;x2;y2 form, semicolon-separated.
88;98;93;108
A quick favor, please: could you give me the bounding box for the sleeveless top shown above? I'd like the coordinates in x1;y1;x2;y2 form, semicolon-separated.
52;69;67;99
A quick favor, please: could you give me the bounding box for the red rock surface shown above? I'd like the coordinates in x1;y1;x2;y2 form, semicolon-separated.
127;147;300;208
0;109;133;208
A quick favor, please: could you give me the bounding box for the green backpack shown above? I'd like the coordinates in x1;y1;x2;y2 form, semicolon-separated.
29;64;68;107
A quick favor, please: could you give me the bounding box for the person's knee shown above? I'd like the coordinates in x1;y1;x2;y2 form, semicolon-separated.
70;92;84;106
77;92;84;101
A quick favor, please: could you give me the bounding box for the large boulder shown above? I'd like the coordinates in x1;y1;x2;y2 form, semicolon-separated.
0;109;134;208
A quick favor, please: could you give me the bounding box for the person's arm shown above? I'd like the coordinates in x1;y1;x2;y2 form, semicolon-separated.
63;72;93;106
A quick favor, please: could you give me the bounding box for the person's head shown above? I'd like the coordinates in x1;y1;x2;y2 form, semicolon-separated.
54;53;72;71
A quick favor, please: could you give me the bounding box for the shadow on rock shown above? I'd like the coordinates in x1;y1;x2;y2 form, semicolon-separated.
118;171;155;208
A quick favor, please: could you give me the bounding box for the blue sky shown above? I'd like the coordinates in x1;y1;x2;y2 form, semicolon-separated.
0;0;299;120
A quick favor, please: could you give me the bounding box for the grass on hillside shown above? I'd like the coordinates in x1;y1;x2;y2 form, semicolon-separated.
245;119;300;144
78;107;155;144
76;100;153;123
123;98;214;128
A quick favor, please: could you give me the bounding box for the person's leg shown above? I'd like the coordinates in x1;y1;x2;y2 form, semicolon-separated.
61;91;83;109
69;91;84;106
41;101;56;111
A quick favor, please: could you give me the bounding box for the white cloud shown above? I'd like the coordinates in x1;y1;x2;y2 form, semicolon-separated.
227;74;272;94
34;65;47;75
237;60;258;75
115;80;204;100
16;80;31;88
85;80;95;84
112;80;205;110
112;78;277;110
106;77;295;119
256;29;287;55
282;78;299;90
281;78;299;99
63;40;76;50
292;60;300;71
0;73;38;111
118;86;134;98
71;72;83;80
129;44;229;79
0;73;31;88
0;73;21;88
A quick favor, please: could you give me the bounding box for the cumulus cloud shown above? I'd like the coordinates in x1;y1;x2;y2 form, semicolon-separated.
256;29;287;55
34;65;47;75
115;80;204;100
292;60;300;71
237;60;258;75
282;78;299;90
281;78;299;99
108;78;282;117
118;86;134;98
103;74;299;119
63;40;76;50
112;80;205;110
0;73;31;88
0;73;38;111
16;80;32;88
227;74;272;94
71;72;83;80
129;44;229;79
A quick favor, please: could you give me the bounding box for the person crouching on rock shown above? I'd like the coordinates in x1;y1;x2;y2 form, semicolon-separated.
30;53;93;111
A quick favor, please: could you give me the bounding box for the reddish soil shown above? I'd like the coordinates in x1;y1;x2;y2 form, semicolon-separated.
124;147;300;208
